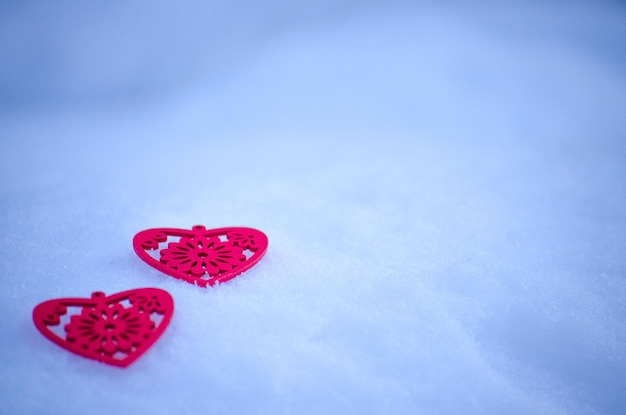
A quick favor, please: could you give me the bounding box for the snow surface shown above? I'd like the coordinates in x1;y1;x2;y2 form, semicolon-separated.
1;1;626;414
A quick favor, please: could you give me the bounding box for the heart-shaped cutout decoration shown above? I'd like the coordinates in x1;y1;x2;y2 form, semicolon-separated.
133;225;268;287
33;288;174;368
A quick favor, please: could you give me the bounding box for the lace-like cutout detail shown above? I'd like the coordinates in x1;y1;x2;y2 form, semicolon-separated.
33;288;174;368
133;225;268;287
160;235;246;277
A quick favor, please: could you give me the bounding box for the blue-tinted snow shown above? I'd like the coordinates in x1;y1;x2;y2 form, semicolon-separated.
1;1;625;414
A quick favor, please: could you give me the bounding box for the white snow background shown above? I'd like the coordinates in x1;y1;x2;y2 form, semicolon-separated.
1;1;626;414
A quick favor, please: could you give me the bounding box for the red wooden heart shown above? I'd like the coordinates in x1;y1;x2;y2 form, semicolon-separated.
133;225;268;287
32;288;174;368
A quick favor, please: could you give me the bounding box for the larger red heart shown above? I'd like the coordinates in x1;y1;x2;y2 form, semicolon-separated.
133;225;268;287
33;288;174;368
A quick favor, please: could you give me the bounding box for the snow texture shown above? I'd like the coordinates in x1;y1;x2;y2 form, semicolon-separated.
1;1;626;414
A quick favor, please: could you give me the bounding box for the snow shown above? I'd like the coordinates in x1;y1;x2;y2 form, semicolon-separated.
1;1;626;414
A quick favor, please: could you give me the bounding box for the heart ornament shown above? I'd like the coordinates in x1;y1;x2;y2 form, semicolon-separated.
133;225;268;287
32;288;174;368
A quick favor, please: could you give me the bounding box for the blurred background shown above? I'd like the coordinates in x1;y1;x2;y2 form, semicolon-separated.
1;1;626;414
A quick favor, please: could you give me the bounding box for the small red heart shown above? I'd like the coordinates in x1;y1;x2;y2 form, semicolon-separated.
33;288;174;368
133;225;268;287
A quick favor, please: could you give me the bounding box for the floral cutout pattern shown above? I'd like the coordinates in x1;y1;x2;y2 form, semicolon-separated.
226;230;262;252
160;235;246;277
65;301;154;355
133;225;268;287
33;288;174;368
